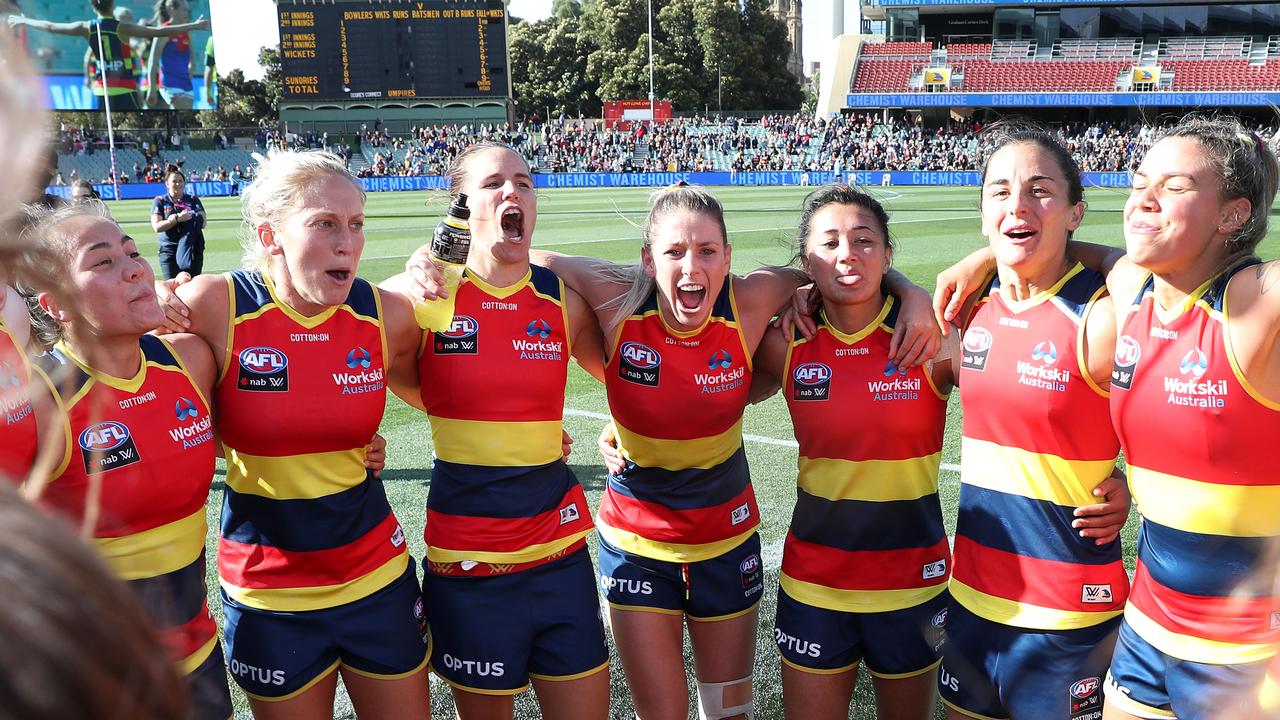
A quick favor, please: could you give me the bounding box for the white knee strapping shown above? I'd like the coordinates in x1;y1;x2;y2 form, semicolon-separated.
696;676;754;720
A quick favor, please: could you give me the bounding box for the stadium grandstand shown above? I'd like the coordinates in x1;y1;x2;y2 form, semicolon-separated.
51;113;1276;185
817;0;1280;124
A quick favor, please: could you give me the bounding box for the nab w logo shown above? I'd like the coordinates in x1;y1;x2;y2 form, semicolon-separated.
237;346;289;392
346;347;372;369
526;319;552;338
708;349;732;370
436;315;479;355
618;342;661;387
792;362;832;402
78;421;141;475
1111;335;1141;390
174;397;199;421
960;326;993;371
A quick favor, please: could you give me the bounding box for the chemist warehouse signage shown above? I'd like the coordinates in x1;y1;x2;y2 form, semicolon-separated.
48;171;1133;199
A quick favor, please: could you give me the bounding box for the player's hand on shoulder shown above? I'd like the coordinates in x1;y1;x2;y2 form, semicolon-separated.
934;247;994;330
890;284;943;369
773;284;819;341
155;272;193;332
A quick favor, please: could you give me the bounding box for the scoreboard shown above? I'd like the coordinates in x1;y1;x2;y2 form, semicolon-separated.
278;1;508;101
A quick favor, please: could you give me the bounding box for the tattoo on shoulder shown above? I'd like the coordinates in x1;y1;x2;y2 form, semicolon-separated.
1257;262;1280;295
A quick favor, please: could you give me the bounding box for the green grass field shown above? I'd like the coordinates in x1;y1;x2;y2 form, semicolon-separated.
108;184;1280;719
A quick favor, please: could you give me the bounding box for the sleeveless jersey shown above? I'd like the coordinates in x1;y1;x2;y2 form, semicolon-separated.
781;298;950;613
86;18;138;96
0;316;36;483
1111;260;1280;665
158;23;194;92
417;266;593;567
598;277;757;562
215;269;407;612
954;264;1128;630
37;336;219;677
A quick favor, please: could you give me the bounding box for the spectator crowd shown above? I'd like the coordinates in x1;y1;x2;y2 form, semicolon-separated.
55;113;1280;186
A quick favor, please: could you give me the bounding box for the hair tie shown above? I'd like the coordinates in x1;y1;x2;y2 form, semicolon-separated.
670;180;689;188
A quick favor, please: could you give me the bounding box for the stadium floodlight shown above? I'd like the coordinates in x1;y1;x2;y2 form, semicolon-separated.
90;22;120;201
648;0;654;116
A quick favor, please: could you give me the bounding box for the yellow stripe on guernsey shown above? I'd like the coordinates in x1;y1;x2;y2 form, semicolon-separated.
597;523;757;564
951;578;1122;630
179;635;219;676
1124;603;1279;666
95;508;207;581
614;418;744;472
221;552;408;612
429;417;564;467
226;448;368;499
798;453;941;502
425;533;590;565
1130;466;1280;537
781;572;947;614
960;438;1113;507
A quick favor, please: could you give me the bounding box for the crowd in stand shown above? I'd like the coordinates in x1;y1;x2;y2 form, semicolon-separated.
55;113;1280;185
333;113;1279;178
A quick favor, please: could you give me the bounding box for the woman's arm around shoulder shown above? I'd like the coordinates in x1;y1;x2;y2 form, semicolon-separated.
163;332;217;399
748;323;789;404
1225;259;1280;403
377;287;426;411
733;266;808;351
1102;255;1148;322
530;249;630;326
929;326;961;394
170;273;230;365
565;286;605;382
1082;293;1117;391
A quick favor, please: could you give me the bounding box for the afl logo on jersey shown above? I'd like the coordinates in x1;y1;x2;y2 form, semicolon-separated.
78;421;142;475
238;346;289;392
618;341;661;387
1111;335;1141;390
346;347;372;369
1032;340;1058;365
960;326;993;371
435;315;479;355
792;362;832;401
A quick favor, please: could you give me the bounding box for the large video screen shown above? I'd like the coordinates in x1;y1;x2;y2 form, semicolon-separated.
278;0;507;102
12;0;215;111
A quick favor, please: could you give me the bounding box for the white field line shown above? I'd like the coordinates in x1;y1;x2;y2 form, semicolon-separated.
359;213;979;261
562;407;961;474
